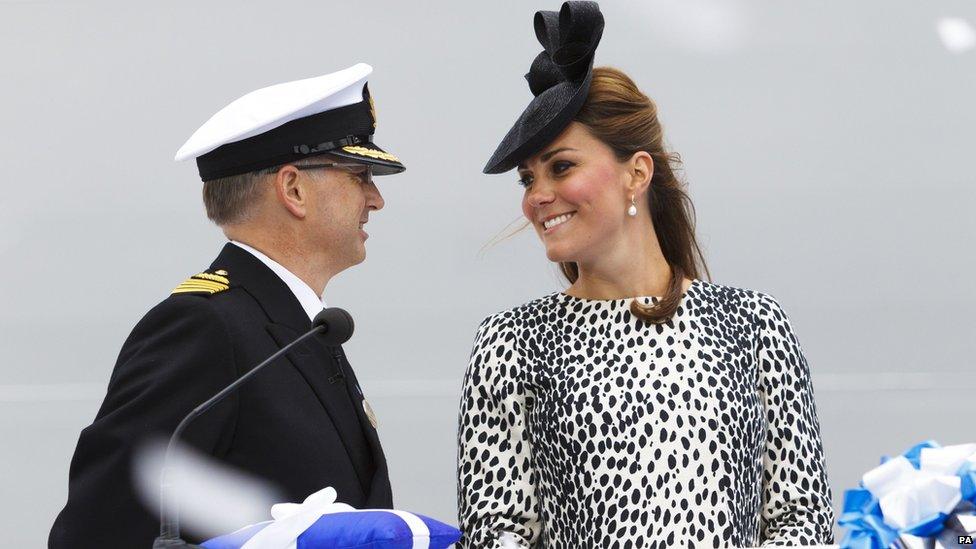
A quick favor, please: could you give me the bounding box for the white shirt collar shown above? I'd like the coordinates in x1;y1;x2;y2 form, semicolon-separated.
230;241;326;322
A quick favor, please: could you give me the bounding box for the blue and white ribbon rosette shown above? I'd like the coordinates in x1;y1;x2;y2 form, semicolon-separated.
202;487;461;549
839;441;976;549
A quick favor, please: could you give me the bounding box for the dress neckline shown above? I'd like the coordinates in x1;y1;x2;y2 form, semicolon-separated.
558;278;701;304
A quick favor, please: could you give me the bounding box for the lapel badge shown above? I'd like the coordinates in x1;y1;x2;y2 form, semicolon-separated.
362;398;378;429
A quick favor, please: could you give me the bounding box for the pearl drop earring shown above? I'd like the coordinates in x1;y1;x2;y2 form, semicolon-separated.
627;195;638;217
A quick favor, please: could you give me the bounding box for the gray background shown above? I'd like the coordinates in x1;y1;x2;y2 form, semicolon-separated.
2;0;974;546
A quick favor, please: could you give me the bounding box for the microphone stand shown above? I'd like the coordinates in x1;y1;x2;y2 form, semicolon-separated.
152;325;326;548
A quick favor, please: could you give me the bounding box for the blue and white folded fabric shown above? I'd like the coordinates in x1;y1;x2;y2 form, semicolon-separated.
202;487;461;549
839;440;976;549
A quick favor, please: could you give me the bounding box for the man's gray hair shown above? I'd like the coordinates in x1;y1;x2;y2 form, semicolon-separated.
201;156;335;226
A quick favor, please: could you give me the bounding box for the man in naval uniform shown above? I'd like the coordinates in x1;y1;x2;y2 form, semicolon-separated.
49;63;404;548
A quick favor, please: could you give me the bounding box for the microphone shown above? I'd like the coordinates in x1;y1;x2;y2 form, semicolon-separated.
152;307;355;548
315;307;354;347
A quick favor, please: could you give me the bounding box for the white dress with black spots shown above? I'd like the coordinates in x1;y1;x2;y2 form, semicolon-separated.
456;280;834;548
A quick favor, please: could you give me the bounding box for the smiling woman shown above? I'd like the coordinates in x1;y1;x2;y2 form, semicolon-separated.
514;66;709;324
457;2;834;548
509;66;709;324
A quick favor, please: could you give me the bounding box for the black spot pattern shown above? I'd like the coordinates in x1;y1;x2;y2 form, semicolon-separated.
456;280;834;548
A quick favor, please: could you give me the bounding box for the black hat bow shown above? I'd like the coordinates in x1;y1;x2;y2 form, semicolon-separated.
483;1;604;174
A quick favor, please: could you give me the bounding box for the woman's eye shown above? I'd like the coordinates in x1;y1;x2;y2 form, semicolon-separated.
517;175;534;188
551;160;574;175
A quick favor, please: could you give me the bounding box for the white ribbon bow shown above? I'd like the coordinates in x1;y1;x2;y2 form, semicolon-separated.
240;487;354;549
861;443;976;530
237;486;434;549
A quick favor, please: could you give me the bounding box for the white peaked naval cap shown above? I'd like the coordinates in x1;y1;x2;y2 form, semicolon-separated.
175;62;404;181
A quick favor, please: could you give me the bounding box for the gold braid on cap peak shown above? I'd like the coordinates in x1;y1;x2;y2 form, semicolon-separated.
341;146;400;163
172;271;230;296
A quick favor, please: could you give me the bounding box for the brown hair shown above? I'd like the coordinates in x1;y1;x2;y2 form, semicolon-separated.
202;171;267;226
201;156;336;226
566;66;710;323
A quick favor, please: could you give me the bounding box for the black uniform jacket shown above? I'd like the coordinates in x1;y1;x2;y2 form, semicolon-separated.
49;243;392;548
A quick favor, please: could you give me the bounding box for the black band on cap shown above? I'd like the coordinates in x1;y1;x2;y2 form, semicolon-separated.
293;135;371;155
196;100;375;181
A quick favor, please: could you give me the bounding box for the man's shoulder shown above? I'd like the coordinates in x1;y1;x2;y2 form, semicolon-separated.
104;269;247;392
133;267;254;335
169;268;233;298
164;266;260;311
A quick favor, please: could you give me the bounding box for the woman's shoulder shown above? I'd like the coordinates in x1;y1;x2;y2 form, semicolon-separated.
476;292;563;333
691;279;788;319
693;278;774;299
467;294;561;375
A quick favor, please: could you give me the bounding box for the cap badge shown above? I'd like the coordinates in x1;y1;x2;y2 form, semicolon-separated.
368;91;377;128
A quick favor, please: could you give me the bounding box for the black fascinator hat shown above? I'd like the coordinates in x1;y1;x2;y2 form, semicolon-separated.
483;1;604;174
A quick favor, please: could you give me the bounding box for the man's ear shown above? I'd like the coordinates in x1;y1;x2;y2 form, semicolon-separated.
271;165;307;219
628;151;654;196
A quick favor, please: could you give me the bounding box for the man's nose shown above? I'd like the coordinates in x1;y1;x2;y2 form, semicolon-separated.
366;182;385;211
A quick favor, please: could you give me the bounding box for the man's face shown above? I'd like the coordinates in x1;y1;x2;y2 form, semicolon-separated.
304;162;385;270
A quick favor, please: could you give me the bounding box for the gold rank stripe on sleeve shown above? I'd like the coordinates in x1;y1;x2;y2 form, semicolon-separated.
171;272;230;295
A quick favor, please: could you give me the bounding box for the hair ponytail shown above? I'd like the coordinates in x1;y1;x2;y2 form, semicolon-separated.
563;67;710;323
